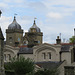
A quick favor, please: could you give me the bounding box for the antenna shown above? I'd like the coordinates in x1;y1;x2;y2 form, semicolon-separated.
63;38;65;43
59;33;61;39
66;39;69;43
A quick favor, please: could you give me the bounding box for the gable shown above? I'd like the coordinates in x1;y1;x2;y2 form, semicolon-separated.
34;43;59;54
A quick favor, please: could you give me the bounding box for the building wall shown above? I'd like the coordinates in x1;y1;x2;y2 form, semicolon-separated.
61;52;71;65
24;32;43;47
19;54;34;60
4;45;19;62
33;43;61;62
34;49;56;62
4;43;75;75
6;29;23;46
58;60;67;75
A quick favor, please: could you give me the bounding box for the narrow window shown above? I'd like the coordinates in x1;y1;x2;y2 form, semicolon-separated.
9;37;12;43
8;54;11;60
48;52;51;59
43;53;46;59
4;54;6;61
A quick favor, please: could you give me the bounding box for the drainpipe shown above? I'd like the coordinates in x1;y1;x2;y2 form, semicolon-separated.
17;53;19;59
59;51;62;62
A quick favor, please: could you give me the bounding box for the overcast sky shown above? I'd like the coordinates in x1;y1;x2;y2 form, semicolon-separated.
0;0;75;44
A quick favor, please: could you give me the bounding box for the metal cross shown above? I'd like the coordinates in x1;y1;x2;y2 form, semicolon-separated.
34;17;37;20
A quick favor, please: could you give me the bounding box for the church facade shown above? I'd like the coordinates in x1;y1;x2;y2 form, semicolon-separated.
2;16;75;75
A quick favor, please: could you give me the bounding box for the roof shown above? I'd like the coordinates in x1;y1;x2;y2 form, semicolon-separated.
54;43;73;52
29;20;41;32
35;61;64;70
18;47;33;54
18;43;73;54
61;43;73;52
0;27;4;40
8;16;21;29
19;45;27;48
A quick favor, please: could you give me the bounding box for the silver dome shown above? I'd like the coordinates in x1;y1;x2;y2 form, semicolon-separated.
8;16;21;29
29;20;41;32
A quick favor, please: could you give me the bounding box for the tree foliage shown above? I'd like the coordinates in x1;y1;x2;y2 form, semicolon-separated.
5;56;34;75
5;56;59;75
69;36;75;43
34;69;59;75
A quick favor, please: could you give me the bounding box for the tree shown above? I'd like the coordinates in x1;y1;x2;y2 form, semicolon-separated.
69;36;75;43
34;69;59;75
5;56;34;75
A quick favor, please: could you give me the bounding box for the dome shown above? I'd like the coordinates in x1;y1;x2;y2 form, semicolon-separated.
8;16;21;29
29;20;41;32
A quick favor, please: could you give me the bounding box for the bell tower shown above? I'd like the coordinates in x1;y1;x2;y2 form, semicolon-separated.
6;16;23;47
24;19;43;47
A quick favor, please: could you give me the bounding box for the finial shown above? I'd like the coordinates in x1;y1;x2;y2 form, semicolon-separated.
0;10;2;17
13;13;17;21
34;17;37;24
34;20;35;24
13;16;16;21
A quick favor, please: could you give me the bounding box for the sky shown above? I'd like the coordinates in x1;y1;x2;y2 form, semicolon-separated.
0;0;75;44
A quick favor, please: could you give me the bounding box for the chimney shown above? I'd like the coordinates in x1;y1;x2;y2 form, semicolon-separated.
56;36;61;44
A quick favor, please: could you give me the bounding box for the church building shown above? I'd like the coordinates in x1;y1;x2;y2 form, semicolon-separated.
6;16;23;47
1;16;75;75
23;19;43;47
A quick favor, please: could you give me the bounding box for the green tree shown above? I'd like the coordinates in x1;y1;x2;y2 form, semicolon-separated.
5;56;34;75
69;36;75;43
34;69;59;75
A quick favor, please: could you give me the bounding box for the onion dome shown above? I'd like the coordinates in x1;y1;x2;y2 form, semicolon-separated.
29;20;41;32
8;16;21;29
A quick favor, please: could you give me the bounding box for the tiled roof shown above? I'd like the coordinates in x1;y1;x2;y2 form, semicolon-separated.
61;44;73;52
29;20;41;32
18;43;73;54
18;47;33;54
8;16;21;29
19;45;27;48
35;61;63;70
54;43;73;52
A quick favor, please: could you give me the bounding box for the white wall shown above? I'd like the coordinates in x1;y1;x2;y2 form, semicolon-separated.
33;43;61;62
19;54;34;60
61;52;71;65
4;45;19;62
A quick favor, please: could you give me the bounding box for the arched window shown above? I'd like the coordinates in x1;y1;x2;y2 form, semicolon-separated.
4;54;6;61
42;53;46;59
48;52;51;59
8;54;11;60
9;37;12;43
